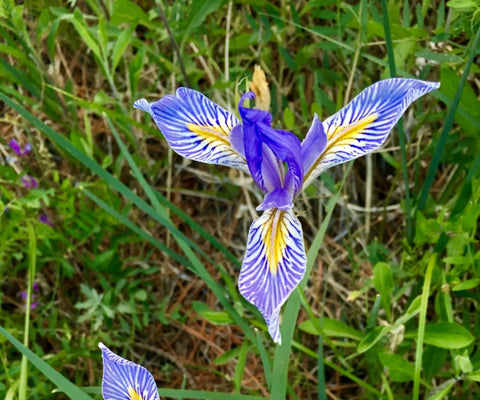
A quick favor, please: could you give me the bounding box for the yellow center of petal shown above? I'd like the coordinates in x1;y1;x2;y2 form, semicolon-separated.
128;387;143;400
261;209;288;275
304;113;378;183
326;113;378;144
186;123;230;142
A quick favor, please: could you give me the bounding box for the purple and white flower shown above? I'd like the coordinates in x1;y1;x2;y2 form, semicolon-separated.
135;78;440;343
99;342;159;400
9;139;31;156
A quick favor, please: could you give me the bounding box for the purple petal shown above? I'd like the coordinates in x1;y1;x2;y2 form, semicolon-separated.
21;176;38;189
301;114;327;177
22;143;32;155
9;139;22;156
257;188;294;211
238;92;304;196
134;89;247;171
239;208;306;344
39;214;53;227
302;78;440;187
99;343;160;400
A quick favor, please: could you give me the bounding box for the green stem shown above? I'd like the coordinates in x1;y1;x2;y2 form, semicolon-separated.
19;222;36;400
380;0;413;241
413;254;436;400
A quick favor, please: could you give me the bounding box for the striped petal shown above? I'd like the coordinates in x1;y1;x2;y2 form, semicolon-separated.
134;88;247;171
99;343;159;400
239;208;306;344
302;78;440;187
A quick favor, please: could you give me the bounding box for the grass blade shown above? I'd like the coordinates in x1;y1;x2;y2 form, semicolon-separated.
0;326;94;400
413;255;436;400
380;0;413;241
417;27;480;210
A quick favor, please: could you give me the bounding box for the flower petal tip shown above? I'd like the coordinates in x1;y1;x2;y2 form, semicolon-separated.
239;208;306;344
99;343;160;400
134;98;152;114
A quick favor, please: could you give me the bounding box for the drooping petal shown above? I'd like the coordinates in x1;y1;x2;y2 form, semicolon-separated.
239;208;306;344
302;78;440;187
238;92;303;197
134;88;247;171
99;342;159;400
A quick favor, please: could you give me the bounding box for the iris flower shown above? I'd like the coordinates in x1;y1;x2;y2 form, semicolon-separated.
134;78;439;343
99;342;159;400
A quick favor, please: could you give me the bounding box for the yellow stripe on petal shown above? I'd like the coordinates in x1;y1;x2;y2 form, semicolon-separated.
302;79;440;187
239;208;307;343
186;123;231;142
326;113;378;143
260;209;288;275
128;387;143;400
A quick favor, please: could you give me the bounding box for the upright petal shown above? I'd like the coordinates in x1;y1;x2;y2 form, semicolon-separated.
239;208;306;343
99;342;160;400
238;92;304;196
134;88;247;171
302;79;440;187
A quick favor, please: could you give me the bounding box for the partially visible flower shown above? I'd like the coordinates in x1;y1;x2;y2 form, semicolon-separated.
99;342;160;400
39;214;53;227
135;78;440;343
9;139;31;156
21;175;38;189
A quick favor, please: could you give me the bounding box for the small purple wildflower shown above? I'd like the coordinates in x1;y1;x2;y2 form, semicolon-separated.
8;139;31;156
20;281;39;310
39;214;53;227
21;175;38;189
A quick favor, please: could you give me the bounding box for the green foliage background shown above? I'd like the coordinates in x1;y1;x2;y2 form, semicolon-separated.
1;0;479;399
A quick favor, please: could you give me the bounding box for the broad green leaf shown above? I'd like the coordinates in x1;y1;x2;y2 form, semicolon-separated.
111;25;135;71
180;0;222;49
214;346;242;365
468;369;480;382
357;325;391;353
193;301;233;325
406;322;475;349
447;0;479;10
283;107;295;130
452;278;480;291
299;318;362;341
373;262;394;319
111;0;150;26
378;352;414;382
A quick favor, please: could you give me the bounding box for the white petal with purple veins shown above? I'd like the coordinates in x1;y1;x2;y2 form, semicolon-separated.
239;208;306;344
302;78;440;187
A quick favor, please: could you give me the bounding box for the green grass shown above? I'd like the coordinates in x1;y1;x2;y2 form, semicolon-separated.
1;1;479;399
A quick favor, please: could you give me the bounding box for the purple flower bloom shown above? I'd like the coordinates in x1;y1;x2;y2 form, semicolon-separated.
39;214;53;227
21;175;38;189
9;139;31;156
134;78;440;343
99;343;159;400
20;282;39;310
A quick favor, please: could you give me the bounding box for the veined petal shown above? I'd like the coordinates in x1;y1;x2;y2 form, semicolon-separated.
134;88;247;171
239;208;306;344
99;343;159;400
302;78;440;187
